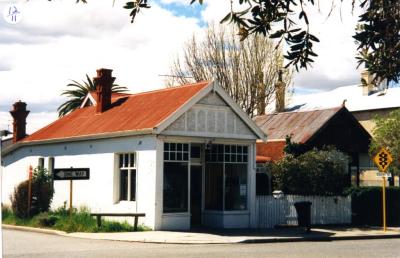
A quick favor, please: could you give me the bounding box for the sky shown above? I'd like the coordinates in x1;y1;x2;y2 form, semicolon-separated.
0;0;367;133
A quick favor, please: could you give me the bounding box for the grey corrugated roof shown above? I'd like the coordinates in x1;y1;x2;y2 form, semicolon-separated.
254;107;342;143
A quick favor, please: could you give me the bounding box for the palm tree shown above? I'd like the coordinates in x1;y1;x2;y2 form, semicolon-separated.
57;74;128;117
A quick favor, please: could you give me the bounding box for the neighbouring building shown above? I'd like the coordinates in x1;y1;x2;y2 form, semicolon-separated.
1;68;266;231
281;72;400;186
254;106;372;188
286;73;400;135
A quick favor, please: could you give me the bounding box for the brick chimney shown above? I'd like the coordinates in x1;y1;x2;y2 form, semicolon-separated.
275;70;286;113
93;68;115;113
361;70;375;96
10;101;30;143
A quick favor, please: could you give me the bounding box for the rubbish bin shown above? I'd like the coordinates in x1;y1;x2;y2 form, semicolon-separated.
294;201;312;232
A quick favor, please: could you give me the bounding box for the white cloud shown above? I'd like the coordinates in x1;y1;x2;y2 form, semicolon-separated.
292;1;363;90
0;0;202;133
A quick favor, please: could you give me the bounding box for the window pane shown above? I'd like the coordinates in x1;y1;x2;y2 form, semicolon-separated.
205;163;223;210
225;145;230;153
170;143;176;151
124;154;129;168
164;151;169;161
183;152;189;161
163;162;188;213
183;144;189;152
130;154;135;167
130;170;136;201
164;143;170;151
177;152;182;161
120;169;128;201
225;163;247;210
218;144;224;153
231;145;237;153
177;143;182;151
170;152;176;160
243;146;248;154
225;154;230;162
243;155;248;163
238;146;242;153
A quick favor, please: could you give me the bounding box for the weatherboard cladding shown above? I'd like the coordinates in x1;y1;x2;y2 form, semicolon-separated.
22;82;210;142
254;107;342;143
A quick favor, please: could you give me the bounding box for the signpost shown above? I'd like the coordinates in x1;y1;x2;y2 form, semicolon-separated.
53;168;90;216
27;165;33;217
373;148;393;232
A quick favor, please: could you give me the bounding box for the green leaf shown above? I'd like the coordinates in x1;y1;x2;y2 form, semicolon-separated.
220;12;232;24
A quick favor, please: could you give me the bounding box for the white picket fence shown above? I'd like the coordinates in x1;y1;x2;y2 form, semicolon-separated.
256;195;352;228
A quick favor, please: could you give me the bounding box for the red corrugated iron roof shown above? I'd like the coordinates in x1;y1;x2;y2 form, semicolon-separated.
87;92;131;104
23;82;210;142
256;141;286;163
254;107;342;143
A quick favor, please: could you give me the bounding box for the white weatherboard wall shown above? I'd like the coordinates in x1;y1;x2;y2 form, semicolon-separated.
256;195;352;228
2;135;158;229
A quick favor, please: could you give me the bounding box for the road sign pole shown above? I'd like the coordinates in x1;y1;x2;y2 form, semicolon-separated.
382;177;387;232
27;165;33;217
69;179;73;217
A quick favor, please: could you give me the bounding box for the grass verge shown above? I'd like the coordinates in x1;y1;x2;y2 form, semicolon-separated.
2;205;150;233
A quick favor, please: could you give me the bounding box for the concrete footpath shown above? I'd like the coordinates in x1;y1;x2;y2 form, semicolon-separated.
3;224;400;244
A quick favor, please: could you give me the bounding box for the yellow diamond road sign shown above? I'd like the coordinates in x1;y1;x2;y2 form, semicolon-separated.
373;148;393;173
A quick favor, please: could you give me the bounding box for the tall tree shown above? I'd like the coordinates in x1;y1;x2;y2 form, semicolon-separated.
57;74;128;117
167;24;292;117
369;109;400;186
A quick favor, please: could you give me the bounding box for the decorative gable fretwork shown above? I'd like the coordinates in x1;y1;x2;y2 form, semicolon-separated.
162;93;256;140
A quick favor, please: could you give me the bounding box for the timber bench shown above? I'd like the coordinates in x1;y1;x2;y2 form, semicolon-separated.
90;213;146;231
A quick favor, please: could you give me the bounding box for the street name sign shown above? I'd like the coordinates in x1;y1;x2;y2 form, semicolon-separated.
376;172;392;178
373;148;393;173
53;168;90;180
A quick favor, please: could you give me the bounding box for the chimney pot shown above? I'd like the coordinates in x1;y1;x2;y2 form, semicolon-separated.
275;70;286;113
10;101;30;143
93;68;115;113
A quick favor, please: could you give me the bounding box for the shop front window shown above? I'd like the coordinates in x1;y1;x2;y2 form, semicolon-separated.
205;144;248;211
163;143;189;213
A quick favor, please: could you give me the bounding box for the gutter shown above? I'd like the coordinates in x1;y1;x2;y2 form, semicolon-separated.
1;128;155;156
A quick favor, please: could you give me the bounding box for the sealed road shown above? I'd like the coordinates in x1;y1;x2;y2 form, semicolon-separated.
3;229;400;258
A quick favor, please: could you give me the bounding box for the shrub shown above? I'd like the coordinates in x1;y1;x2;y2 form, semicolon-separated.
272;147;349;196
36;212;59;227
345;186;400;226
10;180;30;218
10;166;54;218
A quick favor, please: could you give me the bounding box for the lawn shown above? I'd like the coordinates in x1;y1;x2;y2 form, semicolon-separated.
2;205;150;233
